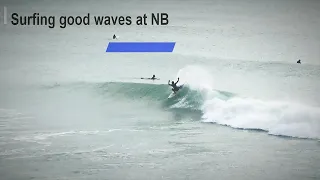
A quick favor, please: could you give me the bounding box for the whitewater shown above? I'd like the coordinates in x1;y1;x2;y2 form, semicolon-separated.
1;0;320;179
171;65;320;139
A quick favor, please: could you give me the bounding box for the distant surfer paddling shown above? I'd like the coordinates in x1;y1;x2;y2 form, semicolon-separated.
297;59;301;64
168;78;180;93
141;75;159;80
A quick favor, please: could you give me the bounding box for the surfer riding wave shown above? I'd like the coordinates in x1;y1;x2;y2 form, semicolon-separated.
168;78;181;93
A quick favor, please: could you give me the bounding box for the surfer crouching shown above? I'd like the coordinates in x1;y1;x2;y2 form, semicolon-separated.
168;78;180;93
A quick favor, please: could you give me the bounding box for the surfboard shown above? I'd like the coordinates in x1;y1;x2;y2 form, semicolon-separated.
141;78;160;80
168;92;176;99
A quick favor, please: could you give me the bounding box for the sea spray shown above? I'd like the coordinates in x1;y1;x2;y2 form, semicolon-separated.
174;65;320;139
201;94;320;139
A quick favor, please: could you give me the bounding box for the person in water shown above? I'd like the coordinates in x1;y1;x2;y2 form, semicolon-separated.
141;75;158;80
168;78;180;93
297;59;301;64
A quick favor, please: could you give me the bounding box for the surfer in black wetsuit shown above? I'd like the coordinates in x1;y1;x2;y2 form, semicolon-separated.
113;34;117;39
297;59;301;64
168;78;180;93
141;75;159;80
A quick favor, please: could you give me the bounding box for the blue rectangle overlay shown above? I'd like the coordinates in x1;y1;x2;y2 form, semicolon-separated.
106;42;175;52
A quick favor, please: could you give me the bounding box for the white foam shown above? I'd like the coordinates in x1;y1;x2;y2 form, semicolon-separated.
202;97;320;139
175;65;320;139
175;65;214;99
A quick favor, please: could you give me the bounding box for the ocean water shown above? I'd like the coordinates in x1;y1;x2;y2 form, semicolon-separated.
0;0;320;180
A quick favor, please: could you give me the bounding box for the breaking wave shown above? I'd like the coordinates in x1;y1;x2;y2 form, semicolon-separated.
47;65;320;140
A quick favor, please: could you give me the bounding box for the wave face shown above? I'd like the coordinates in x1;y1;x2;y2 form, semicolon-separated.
94;81;221;111
51;65;320;140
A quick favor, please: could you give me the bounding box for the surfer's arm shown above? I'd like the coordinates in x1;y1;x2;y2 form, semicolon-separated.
175;78;179;85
